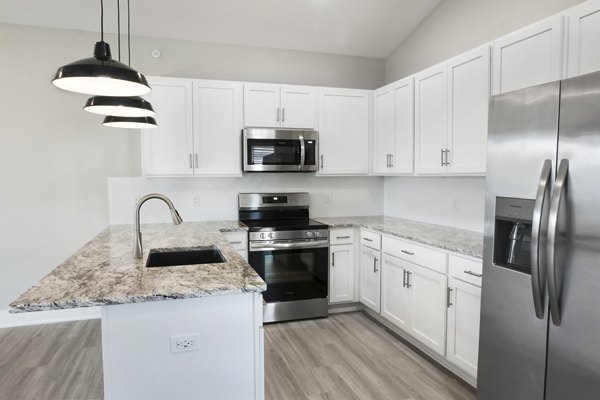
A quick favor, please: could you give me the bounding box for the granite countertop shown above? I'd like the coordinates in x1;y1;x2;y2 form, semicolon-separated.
314;216;483;258
10;221;265;313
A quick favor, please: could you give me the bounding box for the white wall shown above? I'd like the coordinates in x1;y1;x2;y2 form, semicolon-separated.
385;0;584;82
0;22;385;311
384;177;486;232
109;176;384;225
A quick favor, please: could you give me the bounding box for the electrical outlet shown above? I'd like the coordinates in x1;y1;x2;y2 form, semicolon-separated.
324;193;332;204
170;334;200;353
192;195;202;208
452;197;461;213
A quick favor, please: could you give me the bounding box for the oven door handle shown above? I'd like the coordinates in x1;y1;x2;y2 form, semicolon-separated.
250;240;329;251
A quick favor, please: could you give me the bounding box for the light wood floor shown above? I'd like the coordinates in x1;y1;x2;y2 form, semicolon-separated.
0;312;475;400
264;312;474;400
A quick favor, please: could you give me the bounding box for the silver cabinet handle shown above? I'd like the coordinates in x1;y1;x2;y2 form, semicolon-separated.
194;153;199;169
282;107;285;122
336;236;351;239
464;270;483;278
229;241;243;244
364;238;373;242
390;154;394;168
441;149;444;166
531;159;552;319
403;269;407;288
401;250;414;256
332;252;335;267
386;154;389;168
320;155;324;169
189;153;193;169
447;287;453;307
276;107;280;122
406;271;412;288
373;257;378;273
548;158;569;326
445;149;451;166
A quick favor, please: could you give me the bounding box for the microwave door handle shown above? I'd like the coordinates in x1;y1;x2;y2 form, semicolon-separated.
300;136;305;171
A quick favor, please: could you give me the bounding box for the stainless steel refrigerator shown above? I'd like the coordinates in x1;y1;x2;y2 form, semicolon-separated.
478;70;600;400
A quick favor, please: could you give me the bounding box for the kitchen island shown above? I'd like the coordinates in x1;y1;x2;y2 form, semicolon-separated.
10;222;266;400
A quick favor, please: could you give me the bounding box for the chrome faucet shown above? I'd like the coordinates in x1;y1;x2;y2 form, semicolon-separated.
133;193;183;259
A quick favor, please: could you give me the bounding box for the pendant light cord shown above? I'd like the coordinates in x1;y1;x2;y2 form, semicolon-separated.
128;0;131;66
100;0;104;41
117;0;121;61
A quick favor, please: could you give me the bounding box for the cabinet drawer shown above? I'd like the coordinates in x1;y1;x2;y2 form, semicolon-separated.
222;231;248;250
330;229;355;245
382;236;447;274
360;230;381;250
449;254;482;287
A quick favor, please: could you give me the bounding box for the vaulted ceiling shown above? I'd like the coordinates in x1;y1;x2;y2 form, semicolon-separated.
0;0;442;58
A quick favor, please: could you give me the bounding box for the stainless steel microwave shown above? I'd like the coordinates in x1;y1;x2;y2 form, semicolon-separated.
242;128;319;172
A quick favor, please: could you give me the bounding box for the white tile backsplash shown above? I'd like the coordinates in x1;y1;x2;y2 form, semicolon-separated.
108;175;385;225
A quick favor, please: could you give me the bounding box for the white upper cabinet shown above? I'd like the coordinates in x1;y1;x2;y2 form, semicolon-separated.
142;77;194;176
415;64;448;174
492;15;564;94
373;77;414;175
192;80;243;176
142;77;242;176
447;46;490;174
317;88;370;175
243;83;315;129
566;0;600;78
280;85;316;128
243;83;280;127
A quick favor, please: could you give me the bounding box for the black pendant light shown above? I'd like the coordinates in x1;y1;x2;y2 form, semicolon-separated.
84;95;154;117
103;116;158;128
102;0;158;129
52;0;150;96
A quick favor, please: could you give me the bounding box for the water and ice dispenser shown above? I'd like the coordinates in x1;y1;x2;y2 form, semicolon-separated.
494;197;535;274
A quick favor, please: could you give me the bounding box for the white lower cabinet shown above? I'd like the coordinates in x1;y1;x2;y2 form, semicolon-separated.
446;254;482;379
329;244;355;303
381;254;411;331
381;252;447;356
359;234;382;313
410;263;448;356
222;231;248;261
447;277;481;378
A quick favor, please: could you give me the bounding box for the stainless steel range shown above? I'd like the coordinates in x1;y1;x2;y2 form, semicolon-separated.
238;192;329;323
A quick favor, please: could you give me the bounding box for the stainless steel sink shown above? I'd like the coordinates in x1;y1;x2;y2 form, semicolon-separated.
145;246;225;268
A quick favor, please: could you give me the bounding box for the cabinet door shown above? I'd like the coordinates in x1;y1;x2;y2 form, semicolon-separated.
280;85;315;129
392;77;414;174
447;277;481;378
318;88;370;175
381;254;411;331
373;84;395;174
330;244;355;304
243;83;280;127
415;64;448;174
142;77;194;175
359;245;381;313
193;80;243;176
492;15;564;94
447;46;491;174
409;264;448;356
566;0;600;78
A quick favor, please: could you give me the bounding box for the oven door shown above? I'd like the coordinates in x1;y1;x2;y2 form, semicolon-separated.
249;240;328;303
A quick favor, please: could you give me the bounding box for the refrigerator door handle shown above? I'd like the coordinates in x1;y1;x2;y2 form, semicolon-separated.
531;159;552;319
547;158;569;326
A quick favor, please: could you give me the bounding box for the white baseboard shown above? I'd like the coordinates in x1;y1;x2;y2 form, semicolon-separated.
0;307;101;329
